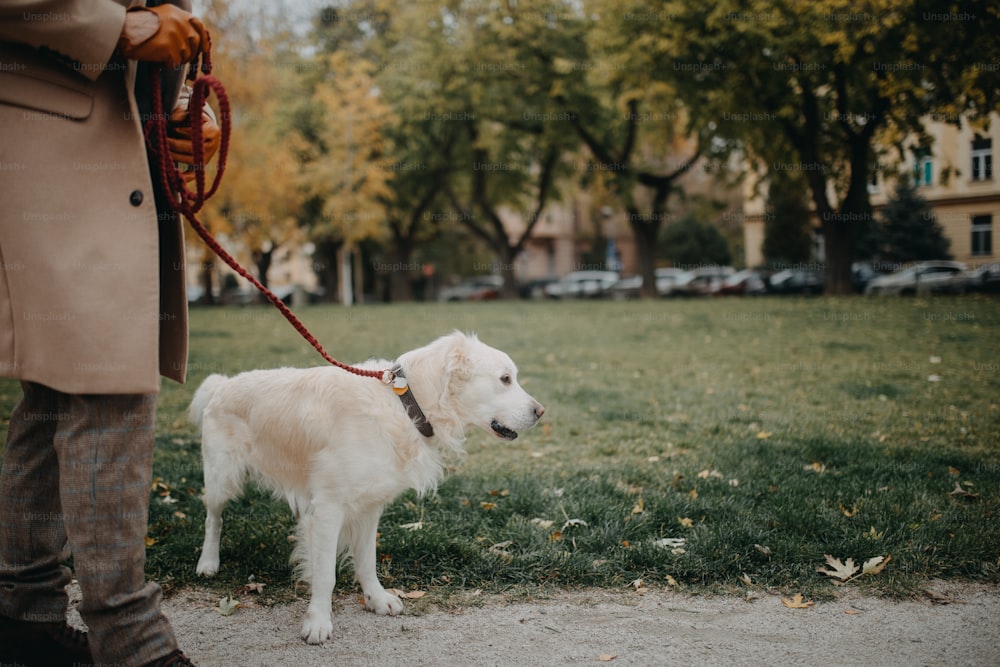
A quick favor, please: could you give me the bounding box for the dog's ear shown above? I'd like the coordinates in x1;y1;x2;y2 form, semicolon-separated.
398;332;474;405
444;331;474;385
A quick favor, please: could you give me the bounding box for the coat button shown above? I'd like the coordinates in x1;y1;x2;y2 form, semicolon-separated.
129;190;144;206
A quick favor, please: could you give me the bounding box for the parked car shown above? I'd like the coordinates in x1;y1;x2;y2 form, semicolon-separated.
668;266;735;297
864;260;968;296
608;275;642;300
851;261;886;294
965;263;1000;294
715;269;767;296
545;270;620;298
437;275;503;302
654;268;686;295
518;277;558;300
608;268;685;299
767;268;824;295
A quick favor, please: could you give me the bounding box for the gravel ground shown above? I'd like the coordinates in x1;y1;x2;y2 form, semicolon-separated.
129;582;1000;666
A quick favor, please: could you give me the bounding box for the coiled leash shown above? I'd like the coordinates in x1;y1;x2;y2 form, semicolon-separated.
143;39;433;437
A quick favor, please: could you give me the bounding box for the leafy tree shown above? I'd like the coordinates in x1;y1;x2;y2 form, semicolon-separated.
306;2;449;301
198;3;304;301
660;215;731;267
427;3;580;297
874;180;951;262
292;51;395;304
534;0;709;297
762;173;814;268
371;6;486;300
306;1;571;300
650;0;1000;293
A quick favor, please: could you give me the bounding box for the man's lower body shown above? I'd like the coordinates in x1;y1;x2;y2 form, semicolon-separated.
0;380;180;666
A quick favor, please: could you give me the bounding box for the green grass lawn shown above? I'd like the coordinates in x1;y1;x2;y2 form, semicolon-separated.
2;296;998;602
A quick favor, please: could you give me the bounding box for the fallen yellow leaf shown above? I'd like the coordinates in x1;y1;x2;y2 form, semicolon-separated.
678;517;694;528
862;555;890;575
217;595;240;616
597;655;618;662
781;593;814;609
817;554;859;582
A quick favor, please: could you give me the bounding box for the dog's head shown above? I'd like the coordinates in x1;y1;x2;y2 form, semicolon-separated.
398;332;544;440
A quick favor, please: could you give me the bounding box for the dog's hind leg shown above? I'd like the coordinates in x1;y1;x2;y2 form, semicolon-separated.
300;503;346;644
349;505;404;616
196;417;248;576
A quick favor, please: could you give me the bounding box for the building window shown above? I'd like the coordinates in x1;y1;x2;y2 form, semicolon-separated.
971;136;992;181
914;149;933;186
972;215;993;256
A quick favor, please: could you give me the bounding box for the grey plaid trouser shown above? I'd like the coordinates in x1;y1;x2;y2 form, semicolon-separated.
0;381;179;666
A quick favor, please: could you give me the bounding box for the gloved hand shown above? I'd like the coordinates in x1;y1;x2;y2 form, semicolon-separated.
117;5;209;67
167;105;221;182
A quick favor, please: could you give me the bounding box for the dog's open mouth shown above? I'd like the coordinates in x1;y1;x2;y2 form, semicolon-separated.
491;419;518;441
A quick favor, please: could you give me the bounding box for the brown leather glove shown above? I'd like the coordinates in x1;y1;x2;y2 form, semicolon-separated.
117;5;209;67
167;105;221;182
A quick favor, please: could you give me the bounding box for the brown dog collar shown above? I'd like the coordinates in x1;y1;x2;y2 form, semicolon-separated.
389;363;434;438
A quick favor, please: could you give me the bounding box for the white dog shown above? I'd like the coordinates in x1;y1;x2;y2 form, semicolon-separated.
189;332;544;644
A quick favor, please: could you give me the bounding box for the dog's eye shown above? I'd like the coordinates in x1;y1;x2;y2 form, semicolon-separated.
500;374;512;385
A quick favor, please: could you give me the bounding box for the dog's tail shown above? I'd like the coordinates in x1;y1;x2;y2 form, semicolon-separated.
189;374;228;428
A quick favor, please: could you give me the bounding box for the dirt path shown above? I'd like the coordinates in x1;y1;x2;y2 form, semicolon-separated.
153;582;998;666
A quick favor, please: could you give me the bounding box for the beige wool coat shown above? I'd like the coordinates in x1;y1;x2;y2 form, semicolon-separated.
0;0;192;394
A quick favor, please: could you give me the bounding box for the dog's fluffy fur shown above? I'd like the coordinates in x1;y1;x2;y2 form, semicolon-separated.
190;332;543;644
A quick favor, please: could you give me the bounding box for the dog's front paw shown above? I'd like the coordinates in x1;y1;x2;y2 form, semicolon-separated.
300;609;334;644
364;589;405;616
195;554;219;577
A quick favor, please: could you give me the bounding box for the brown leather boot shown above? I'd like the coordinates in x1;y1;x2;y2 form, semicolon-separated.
0;614;92;666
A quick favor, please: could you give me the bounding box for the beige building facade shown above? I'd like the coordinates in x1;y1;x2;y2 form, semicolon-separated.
871;114;998;266
742;113;1000;270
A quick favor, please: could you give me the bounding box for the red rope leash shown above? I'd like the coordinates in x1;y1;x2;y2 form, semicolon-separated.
144;39;386;382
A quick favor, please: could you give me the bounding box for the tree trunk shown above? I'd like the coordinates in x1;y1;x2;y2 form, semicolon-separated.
200;248;216;305
822;220;855;295
388;240;415;302
629;209;660;298
498;245;519;299
337;244;353;306
314;239;340;303
824;137;873;295
353;244;365;305
252;245;274;303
